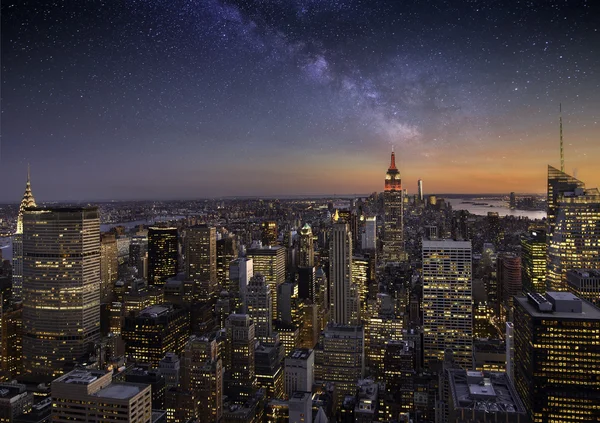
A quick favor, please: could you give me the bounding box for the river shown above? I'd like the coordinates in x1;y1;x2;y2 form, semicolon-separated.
445;198;546;220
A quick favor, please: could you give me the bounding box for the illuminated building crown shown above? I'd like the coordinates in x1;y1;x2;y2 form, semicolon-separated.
16;165;37;234
385;151;401;192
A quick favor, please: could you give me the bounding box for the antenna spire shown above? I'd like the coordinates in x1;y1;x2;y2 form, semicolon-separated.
560;103;564;173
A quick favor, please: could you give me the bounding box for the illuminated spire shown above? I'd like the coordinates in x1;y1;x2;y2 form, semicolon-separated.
560;103;564;173
332;209;340;222
389;150;397;170
16;164;37;234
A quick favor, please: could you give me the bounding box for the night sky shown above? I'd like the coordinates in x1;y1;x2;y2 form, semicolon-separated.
1;0;599;201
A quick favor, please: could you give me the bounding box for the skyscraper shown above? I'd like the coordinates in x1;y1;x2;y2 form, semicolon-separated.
361;216;377;251
422;238;473;369
217;236;238;288
122;304;190;367
314;324;365;405
12;167;36;301
497;252;522;321
418;179;424;202
148;227;178;286
521;230;547;293
246;273;273;342
298;224;314;267
547;185;600;291
186;225;217;302
100;233;118;302
547;165;585;237
383;151;404;262
229;257;253;309
22;207;101;379
329;222;356;325
514;292;600;423
261;221;278;246
247;246;285;321
181;335;223;423
225;314;257;402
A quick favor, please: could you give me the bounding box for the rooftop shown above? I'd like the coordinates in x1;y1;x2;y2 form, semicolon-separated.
55;369;108;385
139;304;173;318
516;293;600;320
568;269;600;279
448;370;526;415
288;348;313;360
94;382;146;400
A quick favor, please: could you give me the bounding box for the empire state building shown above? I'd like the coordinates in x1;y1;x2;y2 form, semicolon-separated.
383;150;404;262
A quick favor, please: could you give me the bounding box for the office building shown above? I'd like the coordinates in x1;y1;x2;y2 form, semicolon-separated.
296;266;316;303
422;239;473;370
0;382;33;422
418;179;424;202
261;221;278;246
445;370;527;423
284;348;314;398
298;224;314;268
329;223;357;325
51;369;153;423
181;335;223;423
229;257;253;308
314;324;364;404
246;274;273;342
12;168;36;301
255;343;284;401
364;316;404;376
521;230;547;293
22;207;101;379
547;165;585;239
100;233;118;302
185;225;217;302
382;340;415;417
497;253;522;321
217;236;238;288
158;352;180;388
148;227;178;286
129;234;148;275
567;269;600;307
225;314;257;402
289;392;312;423
361;216;377;252
514;292;600;422
247;246;285;321
383;151;404;262
122;304;190;367
547;185;600;291
0;303;23;380
123;367;166;411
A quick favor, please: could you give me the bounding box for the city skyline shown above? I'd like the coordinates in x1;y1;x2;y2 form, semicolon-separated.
2;0;599;201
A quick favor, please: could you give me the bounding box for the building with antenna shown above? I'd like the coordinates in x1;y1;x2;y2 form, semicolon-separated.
382;150;404;262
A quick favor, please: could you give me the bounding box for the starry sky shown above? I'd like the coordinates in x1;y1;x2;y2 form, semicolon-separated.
1;0;599;201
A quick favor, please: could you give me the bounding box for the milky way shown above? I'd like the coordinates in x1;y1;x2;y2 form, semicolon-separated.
1;0;598;200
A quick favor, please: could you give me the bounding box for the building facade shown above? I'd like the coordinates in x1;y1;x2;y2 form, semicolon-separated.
22;207;101;379
514;292;600;423
422;239;473;370
148;227;178;286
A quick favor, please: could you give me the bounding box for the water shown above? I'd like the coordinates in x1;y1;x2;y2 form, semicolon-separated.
99;216;185;232
445;198;546;220
0;237;12;261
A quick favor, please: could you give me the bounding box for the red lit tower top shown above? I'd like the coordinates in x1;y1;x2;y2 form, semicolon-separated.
385;150;402;192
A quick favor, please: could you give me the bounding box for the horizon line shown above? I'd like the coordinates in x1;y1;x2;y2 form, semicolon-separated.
0;192;547;205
